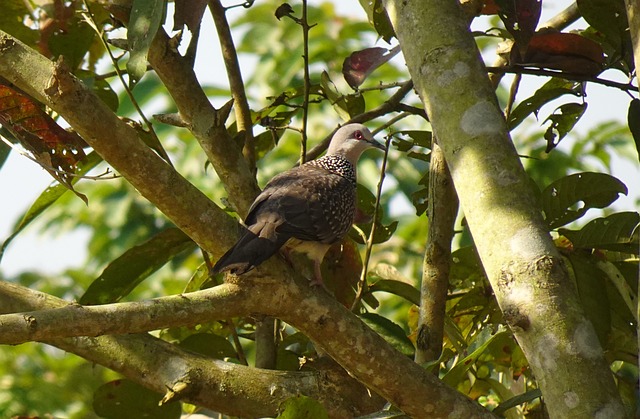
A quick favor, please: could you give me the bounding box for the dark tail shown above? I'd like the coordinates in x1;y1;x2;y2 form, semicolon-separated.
212;231;288;275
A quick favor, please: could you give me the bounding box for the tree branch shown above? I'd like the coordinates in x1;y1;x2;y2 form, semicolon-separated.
383;0;627;417
415;140;458;365
486;66;639;93
147;27;259;217
0;31;237;258
208;0;256;170
0;281;383;418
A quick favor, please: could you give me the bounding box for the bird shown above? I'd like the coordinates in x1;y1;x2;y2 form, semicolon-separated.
212;123;384;285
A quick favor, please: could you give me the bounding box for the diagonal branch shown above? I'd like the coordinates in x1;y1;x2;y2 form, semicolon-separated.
147;27;259;217
0;31;238;258
208;0;256;170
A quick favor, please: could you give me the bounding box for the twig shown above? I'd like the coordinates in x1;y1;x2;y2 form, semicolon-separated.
80;1;172;166
485;66;639;93
299;0;313;164
350;135;392;312
305;80;415;161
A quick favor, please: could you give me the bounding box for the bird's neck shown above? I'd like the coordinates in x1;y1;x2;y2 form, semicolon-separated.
311;154;356;184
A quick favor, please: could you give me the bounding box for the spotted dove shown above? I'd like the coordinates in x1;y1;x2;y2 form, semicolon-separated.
212;123;384;283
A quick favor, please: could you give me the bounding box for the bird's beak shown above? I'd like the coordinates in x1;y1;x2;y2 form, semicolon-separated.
369;137;386;151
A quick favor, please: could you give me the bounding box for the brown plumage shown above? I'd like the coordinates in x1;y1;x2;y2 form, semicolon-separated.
212;124;383;283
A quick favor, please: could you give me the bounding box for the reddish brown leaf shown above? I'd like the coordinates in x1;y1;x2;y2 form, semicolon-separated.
342;45;401;89
524;32;605;75
481;0;499;15
322;239;362;308
496;0;541;59
0;80;87;201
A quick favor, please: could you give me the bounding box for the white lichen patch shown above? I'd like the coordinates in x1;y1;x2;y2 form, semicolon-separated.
564;391;579;408
460;101;504;136
571;321;603;359
505;283;533;307
595;401;627;419
532;333;560;370
509;227;550;260
436;61;470;86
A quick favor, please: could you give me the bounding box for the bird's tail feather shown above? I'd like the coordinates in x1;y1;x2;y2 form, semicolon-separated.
212;231;288;275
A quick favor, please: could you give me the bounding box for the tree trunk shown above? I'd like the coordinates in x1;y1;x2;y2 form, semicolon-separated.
383;0;628;417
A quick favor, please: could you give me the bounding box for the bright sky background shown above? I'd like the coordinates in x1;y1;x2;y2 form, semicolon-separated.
0;1;637;277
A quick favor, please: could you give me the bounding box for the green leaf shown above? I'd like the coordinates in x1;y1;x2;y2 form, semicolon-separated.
368;279;420;306
565;252;611;345
577;0;628;50
320;71;365;121
508;78;582;129
127;0;165;86
0;151;103;262
559;212;640;254
628;99;640;162
0;1;38;46
48;18;95;70
358;0;396;43
493;389;542;415
442;330;513;387
277;395;329;419
0;135;10;169
543;102;587;152
359;313;415;357
93;379;181;419
178;333;237;359
80;228;196;304
541;172;627;229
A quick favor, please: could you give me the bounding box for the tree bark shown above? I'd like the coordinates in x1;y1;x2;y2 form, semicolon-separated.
415;141;458;365
383;0;628;417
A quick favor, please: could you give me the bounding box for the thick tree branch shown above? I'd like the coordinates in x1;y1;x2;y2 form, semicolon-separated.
147;27;259;217
383;1;627;417
0;269;495;418
0;32;237;258
415;141;458;365
0;281;383;418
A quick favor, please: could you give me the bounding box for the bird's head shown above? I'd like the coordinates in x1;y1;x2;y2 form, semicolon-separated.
326;123;385;164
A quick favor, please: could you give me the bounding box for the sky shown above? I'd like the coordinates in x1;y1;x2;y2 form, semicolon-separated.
0;0;637;277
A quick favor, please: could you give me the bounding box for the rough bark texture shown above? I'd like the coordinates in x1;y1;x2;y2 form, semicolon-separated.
415;141;458;364
383;1;627;417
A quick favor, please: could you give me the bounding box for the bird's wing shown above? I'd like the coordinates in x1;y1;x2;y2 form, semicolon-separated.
268;167;354;243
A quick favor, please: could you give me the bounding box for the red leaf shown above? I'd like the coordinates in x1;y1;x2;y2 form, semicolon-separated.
524;32;605;75
342;45;401;89
0;80;87;200
496;0;542;58
481;0;499;15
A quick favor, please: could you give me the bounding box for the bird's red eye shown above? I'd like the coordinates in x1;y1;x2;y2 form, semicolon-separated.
354;130;363;140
